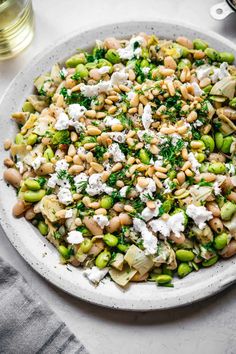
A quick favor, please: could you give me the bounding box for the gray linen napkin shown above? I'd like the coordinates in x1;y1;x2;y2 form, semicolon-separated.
0;258;88;354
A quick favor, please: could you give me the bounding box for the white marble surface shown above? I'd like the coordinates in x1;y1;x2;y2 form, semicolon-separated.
0;1;236;353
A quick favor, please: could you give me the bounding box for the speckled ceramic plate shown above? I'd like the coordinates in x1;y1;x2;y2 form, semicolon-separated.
1;21;236;311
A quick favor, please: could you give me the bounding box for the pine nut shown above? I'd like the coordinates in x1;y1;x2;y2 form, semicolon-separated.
116;180;124;188
199;77;211;88
164;56;177;70
160;126;176;134
181;161;191;171
101;171;111;182
70;131;78;142
105;98;113;105
182;148;188;160
177;171;186;185
155;166;168;173
138;103;144;115
65;155;73;163
84;143;97;150
130;94;139;107
150;145;159;154
90;162;104;173
139;95;148;105
174;188;186;196
108;106;117;114
128;69;136;81
124;205;135;213
68;165;84;174
187;110;198;122
112;124;124;132
177;125;188;134
95;208;107;215
85;110;96;118
4;139;11;150
87;127;101;136
73;155;83;165
112;163;123;172
96;112;106;119
137;177;148;188
68;144;76;157
89;201;101;209
185;169;193;177
119;84;130;92
4;158;14;167
147;200;156;209
155;171;168;179
153;175;163;188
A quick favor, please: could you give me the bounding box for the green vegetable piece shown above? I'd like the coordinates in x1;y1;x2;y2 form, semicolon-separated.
168;170;177;180
117;243;130;253
202;255;219;267
178;58;191;70
139;149;150;164
104;233;118;247
176;249;195;262
15;133;24;144
162;264;173;277
66;54;86;67
172;208;188;226
205;48;219;61
214;233;228;250
156;274;172;285
95;250;111;269
218;52;235;64
43;146;54;161
193;38;208;51
22;101;35;113
199;162;210;173
80;238;93;253
177;263;192;278
97;59;112;68
140;59;149;68
23;189;46;203
203;85;213;93
173;43;189;58
220;201;236;221
221;136;233;154
105;49;120;64
162;200;173;213
58;245;70;259
229;97;236;108
38;221;48;236
201;135;215;152
52;130;70;145
195;152;205;163
24;179;41;191
215;132;224;150
100;195;114;209
75;64;89;78
208;162;226;174
27;133;38;146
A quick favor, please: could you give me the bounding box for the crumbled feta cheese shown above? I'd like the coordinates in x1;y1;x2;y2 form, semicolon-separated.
188;152;201;174
226;163;236;176
191;82;204;97
97;66;111;75
142;104;153;130
47;173;58;188
16;161;24;174
67;230;84;244
141;200;162;221
55;159;69;172
107;143;125;162
210;62;230;83
31;156;46;171
57;187;73;205
213;181;221;196
77;146;88;155
136;178;156;202
86;173;107;196
127;91;136;100
93;215;109;229
68;104;87;120
163;178;173;194
142;67;150;75
196;65;212;81
137;129;155;142
149;212;185;238
109;70;129;86
193;120;203;128
60;67;68;78
65;209;73;219
133;218;157;255
186;204;213;230
104;116;121;126
117;36;144;60
103;185;114;195
119;186;129;198
84;266;109;285
108;132;126;143
55;112;69;130
154;159;163;169
74;173;89;192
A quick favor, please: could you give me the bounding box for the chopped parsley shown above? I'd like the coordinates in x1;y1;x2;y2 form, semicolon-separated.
159;138;184;166
60;87;93;109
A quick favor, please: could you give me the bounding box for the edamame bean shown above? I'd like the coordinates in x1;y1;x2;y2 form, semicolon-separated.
80;238;93;253
221;201;236;221
97;59;112;68
208;162;226;174
15;133;24;144
177;263;192;278
24;179;41;191
214;233;228;250
201;135;215;152
229;98;236;108
196;152;205;163
173;43;189;57
37;221;48;236
139;149;150;164
58;245;70;259
205;48;219;61
43;147;54;161
100;196;113;209
95;250;111;269
176;249;195;262
193;38;208;51
117;243;129;253
218;52;235;64
156;274;172;285
103;233;118;247
202;255;218;267
215;132;224;150
221;136;233;154
66;54;86;67
23;189;46;203
75;64;88;78
177;58;191;70
105;49;120;64
22;101;35;113
27;133;38;146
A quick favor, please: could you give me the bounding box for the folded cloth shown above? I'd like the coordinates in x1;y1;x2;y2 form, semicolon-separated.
0;258;88;354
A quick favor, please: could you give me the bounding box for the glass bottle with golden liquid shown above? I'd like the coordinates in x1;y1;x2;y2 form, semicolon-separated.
0;0;34;60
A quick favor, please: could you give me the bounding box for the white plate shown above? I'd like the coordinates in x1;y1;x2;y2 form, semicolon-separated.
1;20;236;311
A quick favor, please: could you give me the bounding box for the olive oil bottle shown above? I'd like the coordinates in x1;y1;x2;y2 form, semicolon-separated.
0;0;34;60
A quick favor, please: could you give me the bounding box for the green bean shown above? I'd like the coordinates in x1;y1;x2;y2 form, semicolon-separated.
27;133;38;146
201;135;215;152
177;263;192;278
221;136;233;154
220;201;236;221
215;132;224;150
229;98;236;108
23;189;46;203
156;274;172;285
139;149;150;164
176;249;195;262
103;233;118;247
100;195;113;209
105;49;120;64
193;38;208;51
218;52;235;64
37;221;48;236
178;58;191;70
24;179;41;191
43;146;54;161
208;162;226;174
214;233;228;250
58;245;70;259
22;101;35;113
80;238;93;253
66;54;86;67
202;255;218;267
95;250;111;269
75;64;88;79
15;133;24;144
205;48;219;61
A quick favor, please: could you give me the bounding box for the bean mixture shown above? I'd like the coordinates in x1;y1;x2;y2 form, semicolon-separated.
3;33;236;287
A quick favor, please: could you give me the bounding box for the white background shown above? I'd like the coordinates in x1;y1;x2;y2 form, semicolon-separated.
0;1;236;353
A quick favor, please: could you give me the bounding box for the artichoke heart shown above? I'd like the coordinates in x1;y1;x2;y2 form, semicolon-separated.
39;195;64;223
124;245;153;276
216;114;236;135
109;265;137;287
210;76;236;99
